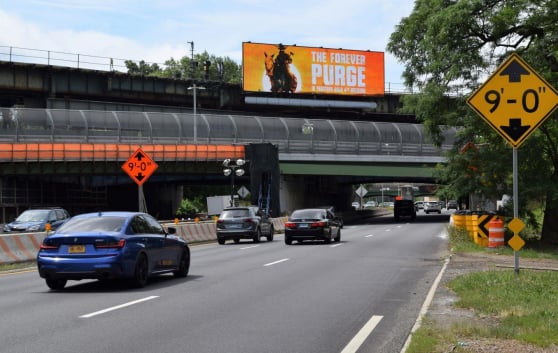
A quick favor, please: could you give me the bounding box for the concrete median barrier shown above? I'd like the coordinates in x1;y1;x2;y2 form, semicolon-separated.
0;232;46;264
0;217;289;265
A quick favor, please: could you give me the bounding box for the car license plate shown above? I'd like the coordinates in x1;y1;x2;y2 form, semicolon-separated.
228;224;242;229
299;223;309;228
68;245;85;253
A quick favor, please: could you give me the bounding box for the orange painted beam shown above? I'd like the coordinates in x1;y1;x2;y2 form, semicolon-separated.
0;143;245;162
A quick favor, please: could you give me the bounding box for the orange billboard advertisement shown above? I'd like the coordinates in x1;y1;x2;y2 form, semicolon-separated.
243;42;384;96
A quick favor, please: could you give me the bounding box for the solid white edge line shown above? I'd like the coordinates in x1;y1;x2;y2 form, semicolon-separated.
264;258;290;267
399;252;451;353
340;315;384;353
80;295;160;318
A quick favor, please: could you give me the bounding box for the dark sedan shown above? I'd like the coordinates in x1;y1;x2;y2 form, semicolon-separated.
284;208;341;245
216;206;274;244
37;211;190;290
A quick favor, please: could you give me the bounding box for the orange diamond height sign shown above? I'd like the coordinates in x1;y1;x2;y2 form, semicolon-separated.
467;53;558;148
122;148;158;185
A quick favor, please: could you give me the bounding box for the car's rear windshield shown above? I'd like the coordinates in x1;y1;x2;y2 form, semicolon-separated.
290;210;324;219
56;216;126;233
220;209;250;218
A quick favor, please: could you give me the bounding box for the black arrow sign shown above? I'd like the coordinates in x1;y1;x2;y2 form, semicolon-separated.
500;118;531;141
135;173;145;182
499;59;530;82
478;214;494;238
135;151;145;161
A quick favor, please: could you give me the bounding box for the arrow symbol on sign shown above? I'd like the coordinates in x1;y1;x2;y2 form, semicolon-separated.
135;152;145;161
135;173;145;182
499;60;530;83
500;118;531;142
477;214;493;239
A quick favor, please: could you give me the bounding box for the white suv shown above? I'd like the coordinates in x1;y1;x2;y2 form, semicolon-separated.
423;201;442;214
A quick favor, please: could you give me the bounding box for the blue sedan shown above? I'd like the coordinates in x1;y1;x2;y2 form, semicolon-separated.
37;211;190;290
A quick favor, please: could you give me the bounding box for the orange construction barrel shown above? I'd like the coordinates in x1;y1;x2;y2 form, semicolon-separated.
488;217;505;247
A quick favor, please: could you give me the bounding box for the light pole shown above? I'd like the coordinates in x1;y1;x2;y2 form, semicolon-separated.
186;41;206;144
223;158;246;207
187;84;205;144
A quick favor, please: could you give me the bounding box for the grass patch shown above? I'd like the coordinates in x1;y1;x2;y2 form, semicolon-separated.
449;270;558;347
406;225;558;352
0;261;36;272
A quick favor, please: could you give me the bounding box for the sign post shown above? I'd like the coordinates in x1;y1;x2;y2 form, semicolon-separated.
121;147;159;213
355;185;368;209
467;53;558;275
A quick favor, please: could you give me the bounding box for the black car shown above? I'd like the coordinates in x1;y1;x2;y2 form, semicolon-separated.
394;200;416;221
447;200;459;210
317;205;343;228
284;208;341;245
216;206;274;244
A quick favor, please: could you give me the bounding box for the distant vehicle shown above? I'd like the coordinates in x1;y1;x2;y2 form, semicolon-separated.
351;201;360;209
317;205;343;228
216;206;274;244
394;200;416;221
424;201;442;214
447;200;459;210
363;200;377;209
284;208;341;245
37;211;190;290
414;201;424;211
4;208;70;233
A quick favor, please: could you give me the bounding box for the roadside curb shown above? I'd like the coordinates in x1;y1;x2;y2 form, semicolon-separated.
399;254;451;353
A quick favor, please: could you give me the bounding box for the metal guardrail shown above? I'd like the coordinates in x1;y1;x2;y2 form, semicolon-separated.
0;107;456;157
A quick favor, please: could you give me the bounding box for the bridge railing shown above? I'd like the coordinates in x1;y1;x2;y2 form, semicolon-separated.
0;107;457;157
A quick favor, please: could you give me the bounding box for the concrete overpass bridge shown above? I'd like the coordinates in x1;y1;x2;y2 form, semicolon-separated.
0;107;457;222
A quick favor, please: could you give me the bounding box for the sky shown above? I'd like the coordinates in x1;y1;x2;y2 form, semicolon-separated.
0;0;415;91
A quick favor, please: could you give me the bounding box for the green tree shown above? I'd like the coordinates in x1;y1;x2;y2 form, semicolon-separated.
125;51;241;84
387;0;558;244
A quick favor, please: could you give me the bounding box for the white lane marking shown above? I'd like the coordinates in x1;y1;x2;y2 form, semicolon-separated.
365;234;374;238
240;245;260;250
264;258;290;267
330;243;343;248
79;296;159;318
340;315;384;353
399;257;450;353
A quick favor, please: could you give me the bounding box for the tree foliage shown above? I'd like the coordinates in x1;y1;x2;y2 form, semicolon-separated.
387;0;558;244
125;51;241;84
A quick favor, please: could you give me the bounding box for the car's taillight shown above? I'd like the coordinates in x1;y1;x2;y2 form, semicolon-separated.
284;222;296;228
39;243;59;250
217;219;224;224
95;239;126;249
243;218;255;224
311;221;326;227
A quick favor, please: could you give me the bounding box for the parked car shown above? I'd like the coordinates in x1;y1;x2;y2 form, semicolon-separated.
363;200;377;209
284;208;341;245
37;211;190;290
4;207;70;233
414;201;424;211
216;206;274;244
447;200;459;210
351;201;360;210
423;201;442;214
317;205;343;228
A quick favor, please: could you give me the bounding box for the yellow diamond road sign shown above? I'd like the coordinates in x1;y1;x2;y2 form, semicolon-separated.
467;53;558;148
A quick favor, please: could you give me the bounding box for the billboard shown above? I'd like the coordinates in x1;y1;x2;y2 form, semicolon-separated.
243;42;384;96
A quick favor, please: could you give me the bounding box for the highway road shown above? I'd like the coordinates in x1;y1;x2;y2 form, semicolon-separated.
0;214;450;353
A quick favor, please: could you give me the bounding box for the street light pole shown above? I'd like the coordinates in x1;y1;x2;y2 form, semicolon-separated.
223;158;246;207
